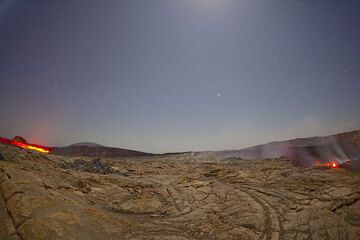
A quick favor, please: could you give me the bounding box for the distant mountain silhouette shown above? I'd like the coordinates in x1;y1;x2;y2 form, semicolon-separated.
52;143;152;158
69;142;104;147
51;130;360;165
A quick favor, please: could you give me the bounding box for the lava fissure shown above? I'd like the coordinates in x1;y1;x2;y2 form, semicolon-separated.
0;137;51;154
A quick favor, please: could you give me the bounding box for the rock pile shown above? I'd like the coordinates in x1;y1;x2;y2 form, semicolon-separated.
61;158;113;174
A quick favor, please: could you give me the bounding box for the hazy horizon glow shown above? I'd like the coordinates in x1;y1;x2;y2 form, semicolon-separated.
0;0;359;153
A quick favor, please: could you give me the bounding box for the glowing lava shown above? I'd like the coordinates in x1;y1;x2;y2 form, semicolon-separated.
326;161;339;168
11;141;50;153
0;137;51;153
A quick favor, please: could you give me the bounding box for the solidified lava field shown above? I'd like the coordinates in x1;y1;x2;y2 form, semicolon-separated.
1;143;360;240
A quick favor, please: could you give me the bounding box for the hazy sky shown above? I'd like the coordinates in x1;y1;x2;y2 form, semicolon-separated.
0;0;359;153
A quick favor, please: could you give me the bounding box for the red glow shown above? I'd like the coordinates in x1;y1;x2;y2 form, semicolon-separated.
0;137;51;153
325;161;339;168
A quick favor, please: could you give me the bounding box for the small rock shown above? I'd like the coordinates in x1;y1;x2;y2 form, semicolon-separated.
81;186;91;194
78;179;88;188
58;184;73;190
41;181;55;190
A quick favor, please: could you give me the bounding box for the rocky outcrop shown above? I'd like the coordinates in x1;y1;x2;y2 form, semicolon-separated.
61;158;113;174
12;136;27;144
52;145;153;158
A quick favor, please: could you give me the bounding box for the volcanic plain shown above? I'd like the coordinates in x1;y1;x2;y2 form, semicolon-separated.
1;143;360;240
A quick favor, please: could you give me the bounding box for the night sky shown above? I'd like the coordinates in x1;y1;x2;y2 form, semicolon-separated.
0;0;359;153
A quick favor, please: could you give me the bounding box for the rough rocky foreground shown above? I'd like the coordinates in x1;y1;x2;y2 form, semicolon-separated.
0;144;360;240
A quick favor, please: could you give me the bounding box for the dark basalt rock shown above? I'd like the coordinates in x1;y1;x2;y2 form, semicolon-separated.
61;158;113;174
12;136;27;144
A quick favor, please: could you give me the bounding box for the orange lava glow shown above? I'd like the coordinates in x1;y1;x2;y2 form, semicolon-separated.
0;137;51;153
12;141;50;153
325;161;339;168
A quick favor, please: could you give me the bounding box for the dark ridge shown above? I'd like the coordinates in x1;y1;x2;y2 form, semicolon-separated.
216;129;360;166
51;145;153;158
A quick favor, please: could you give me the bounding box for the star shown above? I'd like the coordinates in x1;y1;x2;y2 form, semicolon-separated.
217;93;221;97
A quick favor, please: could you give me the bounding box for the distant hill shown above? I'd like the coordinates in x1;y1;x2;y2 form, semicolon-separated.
216;130;360;166
51;130;360;164
69;142;104;147
52;143;152;158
